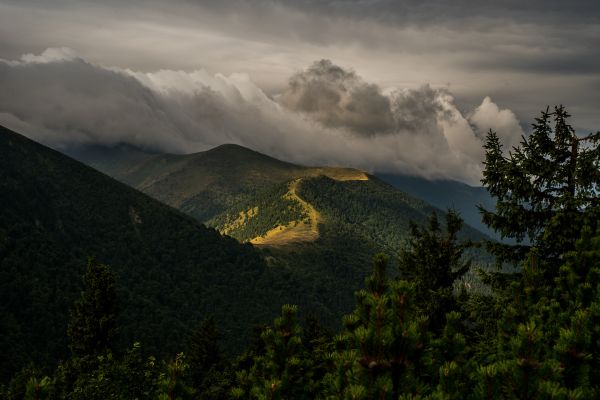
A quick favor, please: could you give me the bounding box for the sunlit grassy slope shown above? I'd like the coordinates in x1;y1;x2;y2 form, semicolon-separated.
249;178;322;246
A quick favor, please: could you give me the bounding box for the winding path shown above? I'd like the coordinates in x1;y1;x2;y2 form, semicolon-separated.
250;178;320;246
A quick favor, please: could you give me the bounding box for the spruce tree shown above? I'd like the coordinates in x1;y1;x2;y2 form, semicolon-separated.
480;105;600;272
326;254;429;399
233;305;313;399
473;106;600;398
399;210;470;331
67;258;118;359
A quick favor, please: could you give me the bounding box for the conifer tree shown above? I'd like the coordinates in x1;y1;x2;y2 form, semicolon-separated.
233;305;313;399
326;254;429;399
399;210;470;331
301;314;332;396
480;105;600;272
428;311;474;399
67;258;118;359
474;106;600;397
474;228;600;399
158;353;194;400
188;317;232;399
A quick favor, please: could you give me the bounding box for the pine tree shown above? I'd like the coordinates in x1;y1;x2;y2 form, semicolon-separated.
326;254;429;399
67;258;118;359
428;311;473;399
188;317;232;400
158;353;194;400
473;228;600;399
301;314;332;396
480;106;600;272
24;375;51;400
233;305;313;399
399;210;471;332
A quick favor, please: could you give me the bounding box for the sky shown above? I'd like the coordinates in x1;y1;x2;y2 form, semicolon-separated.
0;0;598;184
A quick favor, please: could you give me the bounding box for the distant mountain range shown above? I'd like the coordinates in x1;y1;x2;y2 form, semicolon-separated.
68;142;494;267
376;173;498;240
67;142;496;243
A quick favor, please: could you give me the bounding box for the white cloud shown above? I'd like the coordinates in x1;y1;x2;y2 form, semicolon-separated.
0;49;524;184
468;96;524;150
20;47;79;64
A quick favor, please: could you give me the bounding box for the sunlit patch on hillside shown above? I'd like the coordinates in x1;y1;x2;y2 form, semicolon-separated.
304;167;369;182
250;179;320;246
220;206;258;235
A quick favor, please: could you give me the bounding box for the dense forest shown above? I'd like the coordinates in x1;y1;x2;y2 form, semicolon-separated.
79;134;498;335
207;183;308;243
0;126;354;384
2;106;600;399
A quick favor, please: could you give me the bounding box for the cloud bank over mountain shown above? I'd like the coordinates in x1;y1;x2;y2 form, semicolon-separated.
0;49;523;184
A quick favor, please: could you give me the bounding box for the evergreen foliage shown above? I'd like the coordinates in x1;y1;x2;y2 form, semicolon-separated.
325;255;430;399
157;353;194;400
188;318;232;400
67;258;118;359
399;210;471;331
480;105;600;270
472;228;600;399
234;305;314;399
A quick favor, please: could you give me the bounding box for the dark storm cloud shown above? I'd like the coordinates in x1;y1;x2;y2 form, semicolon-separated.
0;51;181;151
269;0;600;26
469;50;600;76
280;60;395;135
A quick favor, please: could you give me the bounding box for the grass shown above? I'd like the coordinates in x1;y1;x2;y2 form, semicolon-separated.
250;172;370;247
250;179;320;246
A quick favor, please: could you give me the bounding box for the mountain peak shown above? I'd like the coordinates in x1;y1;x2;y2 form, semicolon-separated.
199;143;296;168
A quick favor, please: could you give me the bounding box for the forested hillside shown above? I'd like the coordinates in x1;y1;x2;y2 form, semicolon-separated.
0;126;340;383
70;143;368;223
72;142;494;290
376;173;498;239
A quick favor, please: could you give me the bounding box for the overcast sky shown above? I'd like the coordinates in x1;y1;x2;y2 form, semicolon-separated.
0;0;598;183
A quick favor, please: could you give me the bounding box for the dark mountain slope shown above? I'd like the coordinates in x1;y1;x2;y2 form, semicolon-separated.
65;143;494;339
0;126;329;382
376;173;498;239
70;142;493;261
68;143;368;222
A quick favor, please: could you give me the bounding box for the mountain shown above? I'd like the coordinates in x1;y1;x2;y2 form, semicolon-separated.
0;126;343;382
70;143;490;237
376;173;499;240
68;143;368;222
70;142;493;270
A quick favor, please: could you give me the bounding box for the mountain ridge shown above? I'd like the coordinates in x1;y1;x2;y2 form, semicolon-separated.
0;125;345;381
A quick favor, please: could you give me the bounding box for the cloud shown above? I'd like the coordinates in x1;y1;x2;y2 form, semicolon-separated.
20;47;79;64
0;52;184;152
0;49;523;184
279;60;395;135
1;0;599;134
468;96;523;150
